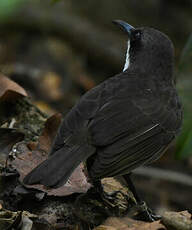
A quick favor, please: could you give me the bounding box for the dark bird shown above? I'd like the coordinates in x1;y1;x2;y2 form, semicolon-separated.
23;20;182;221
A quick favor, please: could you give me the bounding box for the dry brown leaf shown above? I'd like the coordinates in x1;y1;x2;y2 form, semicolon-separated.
27;141;38;151
12;146;91;196
38;113;62;153
95;217;166;230
11;113;92;196
26;113;62;153
12;146;46;182
0;74;27;102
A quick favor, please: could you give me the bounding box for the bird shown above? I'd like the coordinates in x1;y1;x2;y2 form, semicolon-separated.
23;20;182;221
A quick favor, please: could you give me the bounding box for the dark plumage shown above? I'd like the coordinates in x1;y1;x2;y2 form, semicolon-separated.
24;22;182;196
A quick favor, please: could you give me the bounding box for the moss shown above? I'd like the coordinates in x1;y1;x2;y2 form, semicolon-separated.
13;98;47;141
0;98;47;142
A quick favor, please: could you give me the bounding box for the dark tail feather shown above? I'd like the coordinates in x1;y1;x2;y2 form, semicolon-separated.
23;144;95;188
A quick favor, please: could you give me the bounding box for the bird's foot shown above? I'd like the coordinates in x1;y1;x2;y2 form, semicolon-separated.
129;201;161;222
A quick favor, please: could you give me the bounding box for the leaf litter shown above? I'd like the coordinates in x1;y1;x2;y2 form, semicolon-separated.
11;113;92;197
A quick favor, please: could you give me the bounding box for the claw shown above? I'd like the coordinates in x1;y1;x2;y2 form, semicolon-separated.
131;201;161;222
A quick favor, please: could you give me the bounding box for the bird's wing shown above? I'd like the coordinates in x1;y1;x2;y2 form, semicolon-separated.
88;82;176;179
49;84;104;155
89;123;171;179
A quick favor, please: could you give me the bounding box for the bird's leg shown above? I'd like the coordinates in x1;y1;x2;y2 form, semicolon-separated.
93;180;123;200
123;174;161;222
92;179;125;211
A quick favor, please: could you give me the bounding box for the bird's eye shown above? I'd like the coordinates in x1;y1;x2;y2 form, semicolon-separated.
132;30;142;41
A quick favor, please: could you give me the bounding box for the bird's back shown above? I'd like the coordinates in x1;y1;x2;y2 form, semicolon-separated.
87;71;182;179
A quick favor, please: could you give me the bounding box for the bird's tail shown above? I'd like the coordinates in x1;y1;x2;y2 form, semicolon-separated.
23;144;95;188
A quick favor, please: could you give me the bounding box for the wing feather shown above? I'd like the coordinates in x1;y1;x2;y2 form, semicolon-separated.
89;124;171;179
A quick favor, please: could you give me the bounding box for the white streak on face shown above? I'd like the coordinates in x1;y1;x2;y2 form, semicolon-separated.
123;40;130;71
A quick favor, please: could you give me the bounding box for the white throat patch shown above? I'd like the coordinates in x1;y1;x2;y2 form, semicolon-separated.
123;40;130;71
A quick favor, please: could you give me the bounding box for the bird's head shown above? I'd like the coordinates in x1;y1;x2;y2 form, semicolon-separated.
113;20;174;80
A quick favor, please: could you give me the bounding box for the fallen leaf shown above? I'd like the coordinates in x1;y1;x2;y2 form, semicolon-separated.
94;217;166;230
27;141;38;151
9;113;91;196
38;113;62;154
0;74;27;102
11;143;46;181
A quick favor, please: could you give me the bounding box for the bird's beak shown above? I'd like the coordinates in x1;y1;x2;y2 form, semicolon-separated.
112;20;135;35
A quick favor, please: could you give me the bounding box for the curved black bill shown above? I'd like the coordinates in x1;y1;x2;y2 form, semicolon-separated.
112;20;135;35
